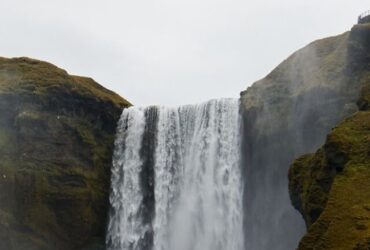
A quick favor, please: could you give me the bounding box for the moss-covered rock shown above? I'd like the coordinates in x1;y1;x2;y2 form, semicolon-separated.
240;22;364;249
290;110;370;250
289;23;370;249
0;57;131;249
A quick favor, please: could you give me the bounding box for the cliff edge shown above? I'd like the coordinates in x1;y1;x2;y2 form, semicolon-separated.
289;24;370;249
0;57;131;249
240;23;366;249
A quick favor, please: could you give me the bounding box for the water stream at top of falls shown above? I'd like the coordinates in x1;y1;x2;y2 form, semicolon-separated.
106;98;244;250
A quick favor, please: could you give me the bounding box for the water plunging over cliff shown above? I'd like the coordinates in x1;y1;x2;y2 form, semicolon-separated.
107;98;244;250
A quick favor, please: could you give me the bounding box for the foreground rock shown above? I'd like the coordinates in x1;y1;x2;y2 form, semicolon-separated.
0;57;131;249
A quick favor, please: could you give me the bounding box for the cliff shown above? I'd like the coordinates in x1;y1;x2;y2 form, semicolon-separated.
240;24;367;249
0;57;131;250
289;24;370;249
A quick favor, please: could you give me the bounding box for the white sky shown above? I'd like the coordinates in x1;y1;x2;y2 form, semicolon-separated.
0;0;368;106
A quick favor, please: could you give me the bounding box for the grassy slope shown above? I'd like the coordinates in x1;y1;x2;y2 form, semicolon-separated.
0;57;130;106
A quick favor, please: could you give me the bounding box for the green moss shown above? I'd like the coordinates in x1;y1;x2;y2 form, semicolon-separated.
291;111;370;249
289;149;334;227
288;23;370;249
0;57;131;108
0;57;131;249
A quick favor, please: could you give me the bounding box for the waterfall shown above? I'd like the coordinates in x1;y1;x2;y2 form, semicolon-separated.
107;107;148;250
106;98;244;250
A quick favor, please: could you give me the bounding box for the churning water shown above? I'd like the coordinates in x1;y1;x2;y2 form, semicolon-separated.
106;98;244;250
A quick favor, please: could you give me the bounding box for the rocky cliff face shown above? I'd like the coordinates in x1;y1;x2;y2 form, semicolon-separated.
0;57;131;250
289;24;370;249
240;25;364;249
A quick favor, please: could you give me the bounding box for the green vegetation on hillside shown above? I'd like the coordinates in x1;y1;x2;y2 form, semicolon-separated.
0;57;131;249
289;23;370;250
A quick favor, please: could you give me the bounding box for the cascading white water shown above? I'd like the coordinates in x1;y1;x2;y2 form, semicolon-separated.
106;98;244;250
107;108;148;250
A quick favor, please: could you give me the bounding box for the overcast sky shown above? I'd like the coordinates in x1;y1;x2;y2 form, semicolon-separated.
0;1;369;106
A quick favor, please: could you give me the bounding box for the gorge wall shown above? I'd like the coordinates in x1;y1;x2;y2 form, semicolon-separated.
240;25;365;249
0;57;131;250
289;23;370;249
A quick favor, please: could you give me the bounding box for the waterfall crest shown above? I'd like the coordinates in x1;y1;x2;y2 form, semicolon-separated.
106;98;244;250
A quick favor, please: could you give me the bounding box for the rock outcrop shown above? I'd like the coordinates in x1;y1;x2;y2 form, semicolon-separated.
240;24;366;249
0;57;131;250
289;24;370;249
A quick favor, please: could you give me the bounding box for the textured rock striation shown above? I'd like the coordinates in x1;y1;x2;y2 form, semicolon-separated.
289;24;370;249
0;57;131;250
240;25;365;249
